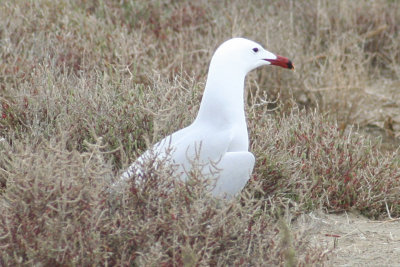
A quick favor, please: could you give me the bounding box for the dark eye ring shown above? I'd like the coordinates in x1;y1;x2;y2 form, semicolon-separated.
252;47;259;53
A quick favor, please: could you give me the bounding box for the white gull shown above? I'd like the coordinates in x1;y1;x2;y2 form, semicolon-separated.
117;38;294;197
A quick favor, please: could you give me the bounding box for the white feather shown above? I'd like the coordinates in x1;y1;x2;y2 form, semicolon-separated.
115;38;287;197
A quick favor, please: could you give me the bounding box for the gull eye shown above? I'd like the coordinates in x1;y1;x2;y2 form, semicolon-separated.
252;47;259;53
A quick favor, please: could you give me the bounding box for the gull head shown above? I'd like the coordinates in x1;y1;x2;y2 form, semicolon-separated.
211;38;294;75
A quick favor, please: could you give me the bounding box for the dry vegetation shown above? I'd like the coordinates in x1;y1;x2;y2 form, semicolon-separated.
1;0;400;265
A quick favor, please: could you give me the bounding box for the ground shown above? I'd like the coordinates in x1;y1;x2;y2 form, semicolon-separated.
298;212;400;266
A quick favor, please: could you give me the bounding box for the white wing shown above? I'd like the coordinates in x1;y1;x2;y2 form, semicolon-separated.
115;122;254;197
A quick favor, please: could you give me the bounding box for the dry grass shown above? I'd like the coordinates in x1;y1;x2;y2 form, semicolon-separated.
248;108;400;218
0;138;326;265
1;0;400;265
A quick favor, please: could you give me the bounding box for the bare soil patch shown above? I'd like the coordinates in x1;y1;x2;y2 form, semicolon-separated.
298;212;400;266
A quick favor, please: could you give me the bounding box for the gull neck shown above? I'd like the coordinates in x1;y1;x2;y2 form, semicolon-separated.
195;60;247;128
